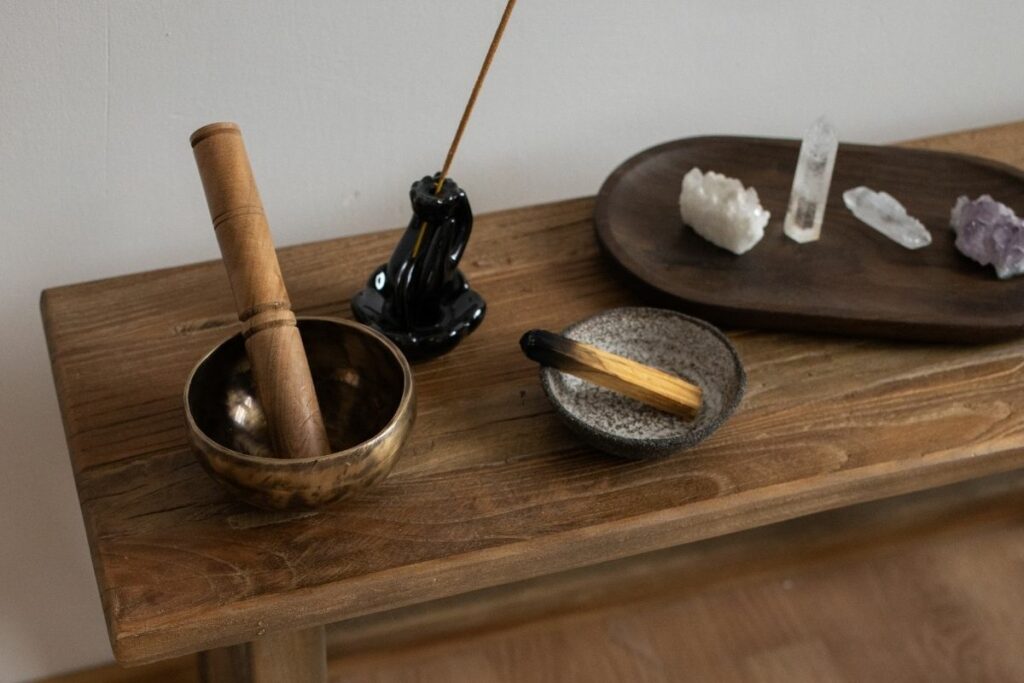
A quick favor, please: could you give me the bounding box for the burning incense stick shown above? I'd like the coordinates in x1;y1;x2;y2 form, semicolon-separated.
412;0;518;258
435;0;518;192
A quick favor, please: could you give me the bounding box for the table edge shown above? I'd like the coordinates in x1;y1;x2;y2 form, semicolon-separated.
111;443;1024;664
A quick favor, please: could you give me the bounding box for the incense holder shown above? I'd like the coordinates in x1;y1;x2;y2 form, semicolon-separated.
352;174;485;361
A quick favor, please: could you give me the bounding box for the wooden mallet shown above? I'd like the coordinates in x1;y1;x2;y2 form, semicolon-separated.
191;122;332;459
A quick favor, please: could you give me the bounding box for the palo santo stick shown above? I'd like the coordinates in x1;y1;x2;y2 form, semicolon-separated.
191;122;331;459
520;329;702;418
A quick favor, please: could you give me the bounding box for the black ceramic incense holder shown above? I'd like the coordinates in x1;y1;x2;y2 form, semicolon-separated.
352;174;485;361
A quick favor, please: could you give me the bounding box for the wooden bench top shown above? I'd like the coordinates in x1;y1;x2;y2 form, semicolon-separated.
41;121;1024;665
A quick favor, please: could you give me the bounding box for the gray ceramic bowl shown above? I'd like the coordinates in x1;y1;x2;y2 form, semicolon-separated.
540;307;745;459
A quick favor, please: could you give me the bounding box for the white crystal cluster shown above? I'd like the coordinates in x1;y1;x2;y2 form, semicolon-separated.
678;167;770;255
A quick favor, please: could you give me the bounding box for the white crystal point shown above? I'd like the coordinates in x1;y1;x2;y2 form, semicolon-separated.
784;116;839;243
843;186;932;249
804;116;838;160
678;167;770;255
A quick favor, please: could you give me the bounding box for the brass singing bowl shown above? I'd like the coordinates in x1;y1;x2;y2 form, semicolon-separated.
184;317;415;510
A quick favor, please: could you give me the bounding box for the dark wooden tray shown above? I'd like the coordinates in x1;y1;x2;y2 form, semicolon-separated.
595;136;1024;342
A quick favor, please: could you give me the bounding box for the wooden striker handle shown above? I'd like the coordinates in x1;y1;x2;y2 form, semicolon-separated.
191;122;331;459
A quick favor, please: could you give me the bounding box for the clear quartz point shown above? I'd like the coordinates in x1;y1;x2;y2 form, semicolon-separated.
784;116;838;243
843;186;932;249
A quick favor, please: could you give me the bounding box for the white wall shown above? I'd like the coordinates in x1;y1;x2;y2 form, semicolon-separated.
1;1;1022;680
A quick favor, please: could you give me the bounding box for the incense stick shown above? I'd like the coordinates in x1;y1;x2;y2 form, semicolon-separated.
412;0;518;258
435;0;518;193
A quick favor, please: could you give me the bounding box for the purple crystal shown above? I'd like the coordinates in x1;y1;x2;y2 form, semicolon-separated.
951;195;1024;279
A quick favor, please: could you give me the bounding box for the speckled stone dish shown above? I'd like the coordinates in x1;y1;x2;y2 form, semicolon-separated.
540;307;745;459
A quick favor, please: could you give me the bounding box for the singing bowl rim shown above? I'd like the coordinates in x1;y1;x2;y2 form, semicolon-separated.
183;315;415;468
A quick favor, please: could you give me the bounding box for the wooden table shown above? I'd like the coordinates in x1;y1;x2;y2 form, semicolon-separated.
42;121;1024;682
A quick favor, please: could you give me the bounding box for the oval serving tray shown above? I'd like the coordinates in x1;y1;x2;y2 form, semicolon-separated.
595;136;1024;343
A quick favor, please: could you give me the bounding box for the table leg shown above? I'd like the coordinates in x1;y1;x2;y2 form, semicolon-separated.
198;625;326;683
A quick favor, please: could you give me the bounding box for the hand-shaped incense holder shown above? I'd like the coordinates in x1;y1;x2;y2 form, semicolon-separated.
352;174;486;361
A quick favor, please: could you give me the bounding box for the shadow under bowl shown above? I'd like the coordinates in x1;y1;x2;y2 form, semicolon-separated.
184;317;416;510
540;307;745;459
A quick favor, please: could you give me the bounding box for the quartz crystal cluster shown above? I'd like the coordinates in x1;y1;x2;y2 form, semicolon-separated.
951;195;1024;279
678;167;770;255
843;186;931;249
784;117;838;243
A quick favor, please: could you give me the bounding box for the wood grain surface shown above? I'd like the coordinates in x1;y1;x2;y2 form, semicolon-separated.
40;121;1024;665
595;136;1024;342
198;626;326;683
331;468;1024;682
47;468;1024;682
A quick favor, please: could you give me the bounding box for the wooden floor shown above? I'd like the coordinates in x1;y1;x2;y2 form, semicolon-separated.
49;469;1024;682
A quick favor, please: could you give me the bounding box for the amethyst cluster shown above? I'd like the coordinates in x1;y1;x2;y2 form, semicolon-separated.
951;195;1024;279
